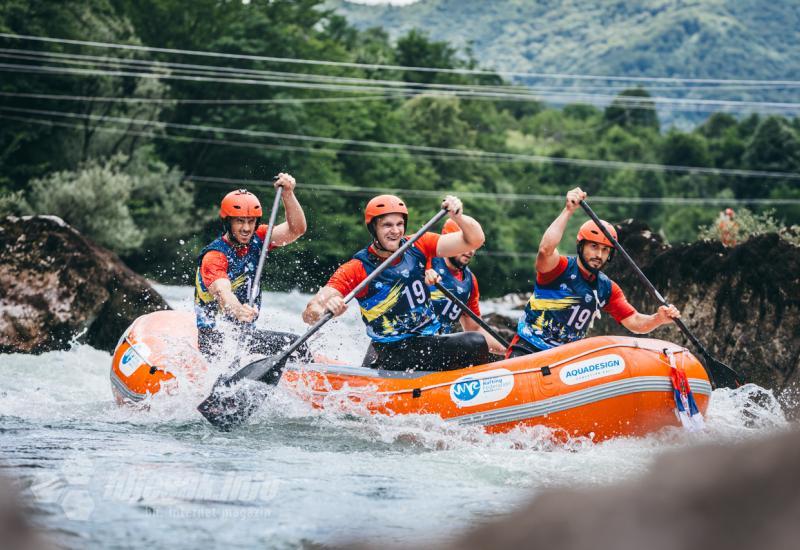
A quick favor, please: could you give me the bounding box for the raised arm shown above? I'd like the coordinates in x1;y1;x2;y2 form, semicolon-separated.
270;173;307;247
436;195;485;257
536;187;586;273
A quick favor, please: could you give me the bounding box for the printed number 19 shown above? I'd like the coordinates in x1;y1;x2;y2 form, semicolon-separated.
403;280;427;308
441;299;462;321
567;305;592;330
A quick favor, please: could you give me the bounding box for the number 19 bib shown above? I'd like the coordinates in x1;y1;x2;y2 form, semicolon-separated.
516;256;612;350
353;241;441;343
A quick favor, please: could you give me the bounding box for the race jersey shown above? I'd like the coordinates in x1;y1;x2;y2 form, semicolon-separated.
326;233;442;343
194;226;273;329
428;256;479;334
516;255;635;350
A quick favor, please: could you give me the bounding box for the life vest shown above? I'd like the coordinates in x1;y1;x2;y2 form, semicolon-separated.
428;256;474;334
516;256;612;350
194;234;264;329
353;241;440;343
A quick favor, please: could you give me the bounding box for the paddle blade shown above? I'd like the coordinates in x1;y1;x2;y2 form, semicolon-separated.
197;377;266;431
197;355;288;430
705;356;743;390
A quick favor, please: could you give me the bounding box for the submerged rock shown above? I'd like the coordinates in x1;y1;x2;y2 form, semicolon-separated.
0;215;168;354
485;220;800;398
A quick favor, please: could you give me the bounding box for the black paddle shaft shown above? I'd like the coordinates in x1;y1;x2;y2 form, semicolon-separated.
198;208;452;430
247;185;283;306
433;281;510;349
223;208;450;387
579;201;742;389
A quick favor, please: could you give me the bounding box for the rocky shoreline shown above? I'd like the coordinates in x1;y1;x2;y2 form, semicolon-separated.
484;219;800;401
0;215;168;354
2;215;798;401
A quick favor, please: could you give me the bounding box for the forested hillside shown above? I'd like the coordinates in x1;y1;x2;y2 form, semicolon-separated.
330;0;800;84
1;0;798;297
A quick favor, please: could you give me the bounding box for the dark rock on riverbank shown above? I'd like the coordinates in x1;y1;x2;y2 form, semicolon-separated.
0;215;169;354
485;220;800;398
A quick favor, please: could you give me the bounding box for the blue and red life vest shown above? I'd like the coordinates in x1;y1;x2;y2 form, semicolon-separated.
353;241;441;343
428;256;474;334
194;234;264;329
516;256;612;350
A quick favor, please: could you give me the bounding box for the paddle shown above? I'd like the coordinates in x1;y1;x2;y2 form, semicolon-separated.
198;207;451;430
228;185;283;369
433;281;510;349
579;200;743;389
249;185;283;306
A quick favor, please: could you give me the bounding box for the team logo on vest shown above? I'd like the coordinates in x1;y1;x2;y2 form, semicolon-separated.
559;354;626;385
450;369;515;408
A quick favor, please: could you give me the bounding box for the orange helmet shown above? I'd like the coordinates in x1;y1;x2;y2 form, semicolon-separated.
577;219;617;248
220;189;262;219
441;219;461;235
364;195;408;225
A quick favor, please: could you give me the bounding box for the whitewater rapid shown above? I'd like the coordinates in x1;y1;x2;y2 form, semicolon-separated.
0;285;789;549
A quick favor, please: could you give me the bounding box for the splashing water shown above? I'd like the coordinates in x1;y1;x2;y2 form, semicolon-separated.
0;285;789;549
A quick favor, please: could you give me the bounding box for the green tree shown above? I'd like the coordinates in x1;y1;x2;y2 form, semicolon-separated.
603;88;660;131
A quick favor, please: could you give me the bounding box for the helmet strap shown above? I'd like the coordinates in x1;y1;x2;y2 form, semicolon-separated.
576;241;614;276
447;256;467;270
222;217;259;248
367;215;407;254
367;221;388;252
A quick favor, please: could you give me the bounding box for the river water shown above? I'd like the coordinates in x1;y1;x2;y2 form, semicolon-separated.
0;285;789;549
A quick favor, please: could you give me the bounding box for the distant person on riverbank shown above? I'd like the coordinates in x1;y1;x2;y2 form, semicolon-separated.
302;194;489;372
718;207;739;247
506;187;681;358
195;174;308;361
424;219;506;356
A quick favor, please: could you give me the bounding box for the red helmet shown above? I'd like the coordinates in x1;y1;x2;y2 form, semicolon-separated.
220;189;262;219
441;219;461;235
725;208;735;218
364;195;408;225
577;219;617;248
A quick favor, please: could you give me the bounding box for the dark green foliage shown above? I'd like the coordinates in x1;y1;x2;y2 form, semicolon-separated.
1;0;798;297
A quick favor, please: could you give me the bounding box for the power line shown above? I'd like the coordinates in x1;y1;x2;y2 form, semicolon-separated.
0;90;414;105
3;58;800;114
7;47;800;98
6;47;800;96
5;113;796;207
4;105;799;181
0;112;621;162
187;176;800;206
4;32;800;86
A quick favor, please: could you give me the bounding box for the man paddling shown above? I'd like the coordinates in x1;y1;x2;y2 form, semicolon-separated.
195;174;308;361
507;187;681;358
302;194;489;372
424;219;506;356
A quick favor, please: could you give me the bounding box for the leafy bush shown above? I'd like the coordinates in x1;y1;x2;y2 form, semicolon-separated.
26;150;196;256
0;189;32;218
698;208;800;247
27;156;144;253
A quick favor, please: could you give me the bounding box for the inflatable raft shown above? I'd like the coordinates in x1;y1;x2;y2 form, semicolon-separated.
111;311;711;439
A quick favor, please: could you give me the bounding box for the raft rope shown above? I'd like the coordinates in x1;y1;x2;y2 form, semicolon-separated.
293;340;694;397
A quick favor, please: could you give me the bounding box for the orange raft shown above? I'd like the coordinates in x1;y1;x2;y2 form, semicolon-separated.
111;311;712;439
